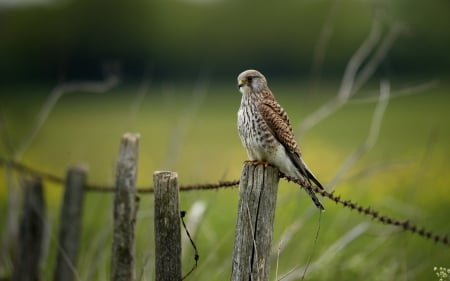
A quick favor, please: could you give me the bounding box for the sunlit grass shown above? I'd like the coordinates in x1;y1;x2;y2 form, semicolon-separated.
1;80;449;280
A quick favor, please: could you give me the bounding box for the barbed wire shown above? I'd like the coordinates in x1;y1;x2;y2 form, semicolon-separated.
283;175;449;247
1;158;448;247
0;159;239;193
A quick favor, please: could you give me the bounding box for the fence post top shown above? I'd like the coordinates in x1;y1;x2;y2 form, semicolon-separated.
153;171;178;178
67;164;89;174
122;132;140;141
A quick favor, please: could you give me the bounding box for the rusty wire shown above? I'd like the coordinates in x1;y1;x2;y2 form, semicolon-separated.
1;158;448;247
0;158;239;193
283;174;449;247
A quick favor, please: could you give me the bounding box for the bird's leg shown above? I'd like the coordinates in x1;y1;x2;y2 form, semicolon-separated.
244;160;271;167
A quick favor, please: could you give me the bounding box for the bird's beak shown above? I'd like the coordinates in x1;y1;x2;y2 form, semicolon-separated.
238;79;246;89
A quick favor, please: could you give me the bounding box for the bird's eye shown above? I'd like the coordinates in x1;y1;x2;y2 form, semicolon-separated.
248;76;258;83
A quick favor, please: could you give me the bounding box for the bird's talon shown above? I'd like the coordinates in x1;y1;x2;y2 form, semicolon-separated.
244;160;270;167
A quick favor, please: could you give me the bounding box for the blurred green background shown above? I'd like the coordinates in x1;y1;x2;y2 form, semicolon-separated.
1;0;450;280
1;0;450;81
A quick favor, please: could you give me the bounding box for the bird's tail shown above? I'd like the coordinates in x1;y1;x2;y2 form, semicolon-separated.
304;188;325;211
296;158;325;210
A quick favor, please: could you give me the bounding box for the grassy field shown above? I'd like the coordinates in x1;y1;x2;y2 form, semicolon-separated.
1;79;449;280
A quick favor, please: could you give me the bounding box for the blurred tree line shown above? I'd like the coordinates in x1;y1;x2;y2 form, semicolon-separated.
0;0;449;83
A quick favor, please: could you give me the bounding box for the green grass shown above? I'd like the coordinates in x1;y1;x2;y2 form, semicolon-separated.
1;79;449;280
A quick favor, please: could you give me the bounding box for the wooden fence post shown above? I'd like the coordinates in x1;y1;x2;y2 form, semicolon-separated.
13;177;46;281
111;133;140;281
153;171;181;281
231;163;280;281
53;165;87;281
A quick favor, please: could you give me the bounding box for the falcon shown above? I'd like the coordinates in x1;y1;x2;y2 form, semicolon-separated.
237;69;324;210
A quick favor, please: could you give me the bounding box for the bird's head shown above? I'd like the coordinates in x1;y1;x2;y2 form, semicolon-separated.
237;69;268;95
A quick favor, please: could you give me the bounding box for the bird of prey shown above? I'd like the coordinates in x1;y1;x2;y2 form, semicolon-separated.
237;69;324;210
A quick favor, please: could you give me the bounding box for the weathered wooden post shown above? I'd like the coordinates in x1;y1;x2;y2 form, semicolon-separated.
153;171;181;281
13;177;46;281
53;165;87;281
231;163;280;281
111;133;140;281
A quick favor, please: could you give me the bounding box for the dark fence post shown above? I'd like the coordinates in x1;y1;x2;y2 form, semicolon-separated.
153;171;181;281
231;163;280;281
13;177;46;281
111;133;140;281
53;165;87;281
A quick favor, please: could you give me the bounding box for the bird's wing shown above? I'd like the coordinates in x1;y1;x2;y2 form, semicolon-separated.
258;100;298;153
258;100;323;189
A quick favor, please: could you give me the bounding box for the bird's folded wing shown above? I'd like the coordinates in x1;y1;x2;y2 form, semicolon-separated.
258;101;299;155
258;101;323;189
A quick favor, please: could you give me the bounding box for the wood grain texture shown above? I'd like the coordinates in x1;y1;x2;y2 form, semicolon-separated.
231;162;279;281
